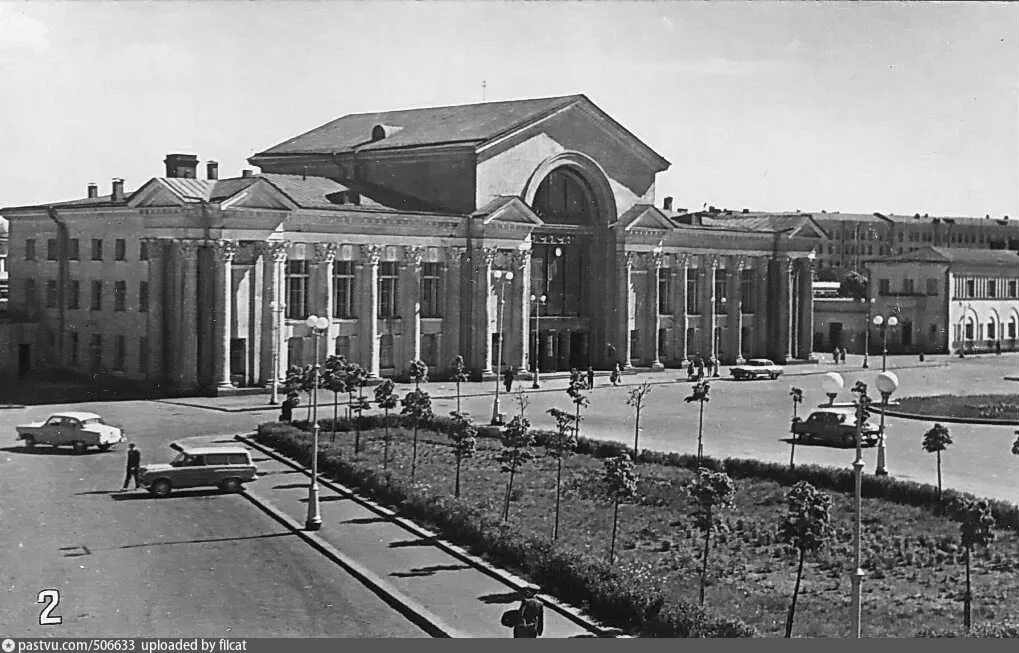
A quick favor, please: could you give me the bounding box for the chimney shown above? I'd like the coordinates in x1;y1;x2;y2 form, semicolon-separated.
206;161;219;181
663;196;673;211
111;178;125;202
87;183;98;199
241;169;254;178
742;208;749;214
163;153;199;179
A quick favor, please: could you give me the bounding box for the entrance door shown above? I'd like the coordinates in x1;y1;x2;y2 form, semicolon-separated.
17;344;30;377
569;331;588;369
901;322;913;350
230;338;246;385
828;323;844;349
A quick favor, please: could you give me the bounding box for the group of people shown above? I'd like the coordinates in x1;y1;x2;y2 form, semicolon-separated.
686;355;719;380
832;347;848;364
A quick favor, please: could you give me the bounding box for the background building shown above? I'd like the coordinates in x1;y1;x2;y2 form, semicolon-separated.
1;95;818;393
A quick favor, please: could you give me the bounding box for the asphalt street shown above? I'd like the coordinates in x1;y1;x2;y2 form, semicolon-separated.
0;402;426;638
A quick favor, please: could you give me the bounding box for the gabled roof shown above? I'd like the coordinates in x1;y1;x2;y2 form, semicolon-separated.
866;245;1019;267
2;191;133;212
695;213;829;239
472;196;543;226
615;204;674;231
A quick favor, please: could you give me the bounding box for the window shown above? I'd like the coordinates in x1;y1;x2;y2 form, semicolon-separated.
903;278;915;294
658;267;672;314
68;280;80;310
334;336;351;359
332;261;356;318
686;269;701;314
69;332;79;366
740;268;754;313
68;239;79;261
422;333;439;368
115;239;126;261
45;280;57;308
285;260;309;319
138;337;148;373
380;334;394;368
114;335;126;371
139;281;149;313
965;279;975;297
378;261;399;318
987;321;996;341
91;238;103;261
878;279;890;295
90;280;102;311
139;240;149;261
629;329;639;358
421;262;441;317
89;334;102;372
714;270;728;314
25;278;37;306
1009;280;1017;298
25;239;36;260
964;319;974;340
926;279;938;296
987;280;996;298
47;238;58;260
1009;318;1017;340
114;281;127;312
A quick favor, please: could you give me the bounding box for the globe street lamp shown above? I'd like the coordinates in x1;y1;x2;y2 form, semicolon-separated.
874;371;899;476
490;269;514;425
304;314;329;531
530;293;547;389
848;378;871;638
821;371;844;406
872;314;899;372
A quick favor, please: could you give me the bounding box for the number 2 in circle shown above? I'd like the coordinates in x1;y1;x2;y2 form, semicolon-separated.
37;589;62;625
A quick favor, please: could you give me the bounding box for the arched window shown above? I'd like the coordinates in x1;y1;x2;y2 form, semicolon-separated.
531;168;597;225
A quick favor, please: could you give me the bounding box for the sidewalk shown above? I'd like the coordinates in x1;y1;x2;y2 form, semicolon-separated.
233;435;610;638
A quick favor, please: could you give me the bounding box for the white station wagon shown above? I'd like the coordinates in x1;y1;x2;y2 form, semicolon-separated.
16;412;126;453
729;359;784;381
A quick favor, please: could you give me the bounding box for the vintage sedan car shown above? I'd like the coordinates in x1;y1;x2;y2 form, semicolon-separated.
791;408;880;447
729;359;784;381
138;442;258;497
16;412;125;453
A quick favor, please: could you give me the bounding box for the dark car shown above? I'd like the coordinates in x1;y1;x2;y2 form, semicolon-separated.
791;408;880;447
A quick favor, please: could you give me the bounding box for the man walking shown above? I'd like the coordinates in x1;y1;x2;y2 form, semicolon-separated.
512;587;545;638
586;365;595;389
503;365;516;393
121;443;141;491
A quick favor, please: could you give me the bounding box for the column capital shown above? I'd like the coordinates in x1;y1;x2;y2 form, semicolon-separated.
619;251;638;268
446;246;469;265
511;249;531;271
650;251;665;270
174;238;201;260
213;239;239;263
676;252;691;268
360;243;385;265
478;246;499;266
402;245;426;269
708;254;721;270
313;242;339;265
734;255;748;271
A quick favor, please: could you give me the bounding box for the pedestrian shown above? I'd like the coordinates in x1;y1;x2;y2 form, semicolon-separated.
503;365;516;393
696;357;704;381
121;443;141;491
833;347;839;364
586;365;595;389
687;360;695;380
610;363;621;386
280;391;298;423
995;340;1001;356
707;354;717;377
512;587;545;638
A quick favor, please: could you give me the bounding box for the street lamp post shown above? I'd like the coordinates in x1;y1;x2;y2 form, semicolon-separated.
849;378;871;638
874;371;899;476
530;293;546;389
872;314;899;372
490;269;514;425
863;299;871;369
304;314;329;531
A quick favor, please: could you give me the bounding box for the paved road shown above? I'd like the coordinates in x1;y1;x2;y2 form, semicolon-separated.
0;401;426;637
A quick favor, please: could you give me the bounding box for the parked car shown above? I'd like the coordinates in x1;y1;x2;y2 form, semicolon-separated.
138;442;258;497
791;408;880;447
16;411;125;453
730;358;784;380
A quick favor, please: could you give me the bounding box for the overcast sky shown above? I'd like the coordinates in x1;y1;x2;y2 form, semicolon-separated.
1;1;1016;217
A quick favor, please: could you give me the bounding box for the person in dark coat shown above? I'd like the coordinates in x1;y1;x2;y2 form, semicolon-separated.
840;347;848;364
280;391;298;422
503;366;516;393
512;587;544;638
121;443;141;490
687;360;695;379
610;363;621;386
587;366;595;389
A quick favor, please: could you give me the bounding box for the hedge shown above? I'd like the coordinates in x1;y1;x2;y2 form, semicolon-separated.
916;623;1019;638
256;421;756;638
294;413;1019;531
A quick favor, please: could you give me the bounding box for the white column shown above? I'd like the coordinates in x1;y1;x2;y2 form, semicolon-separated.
360;244;383;377
729;256;745;364
314;243;338;360
514;248;532;373
444;247;466;368
705;255;719;362
269;242;289;386
479;247;497;375
618;251;636;368
674;254;689;366
402;245;425;364
648;252;664;368
214;239;238;389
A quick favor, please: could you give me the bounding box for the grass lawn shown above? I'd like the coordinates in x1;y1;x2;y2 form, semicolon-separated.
297;420;1019;637
897;394;1019;420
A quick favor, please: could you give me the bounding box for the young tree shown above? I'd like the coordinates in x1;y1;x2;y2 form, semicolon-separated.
685;381;711;464
400;388;433;481
408;359;429;391
838;270;869;300
1012;431;1019;532
958;499;996;632
373;379;398;470
346;363;370;455
448;411;478;498
626;381;653;460
299;364;316;422
321;355;348;443
497;413;535;522
450;355;469;413
546;407;579;541
777;481;835;638
689;467;736;606
603;454;638;564
566;369;590;445
788;386;804;470
922;423;953;500
283;365;304;417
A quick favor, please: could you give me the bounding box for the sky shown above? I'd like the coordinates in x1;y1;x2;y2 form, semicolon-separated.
0;1;1016;217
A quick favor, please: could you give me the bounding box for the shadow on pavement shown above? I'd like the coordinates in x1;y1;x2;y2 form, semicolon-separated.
112;532;296;550
389;538;435;549
777;437;877;450
478;591;521;605
272;483;310;490
1;445;109;456
390;563;471;578
110;489;234;501
75;490;122;496
341;516;390;525
297;495;347;504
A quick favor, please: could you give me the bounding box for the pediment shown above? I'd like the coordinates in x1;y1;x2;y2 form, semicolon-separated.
126;179;187;208
616;204;674;231
789;217;828;240
475;196;544;226
218;180;297;211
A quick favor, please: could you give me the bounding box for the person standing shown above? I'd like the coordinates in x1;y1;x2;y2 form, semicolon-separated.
503;365;516;393
610;363;621;386
280;391;298;423
121;443;141;491
512;587;545;638
586;365;595;389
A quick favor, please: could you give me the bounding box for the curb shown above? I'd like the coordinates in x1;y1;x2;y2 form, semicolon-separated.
239;487;459;638
873;406;1019;426
237;433;617;638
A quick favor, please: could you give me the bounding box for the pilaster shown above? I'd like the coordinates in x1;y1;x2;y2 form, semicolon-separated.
144;238;166;385
647;251;664;368
445;247;467;370
401;245;425;367
175;238;200;390
360;244;384;377
796;257;815;359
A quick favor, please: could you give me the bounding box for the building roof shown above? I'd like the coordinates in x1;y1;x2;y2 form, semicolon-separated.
866;245;1019;267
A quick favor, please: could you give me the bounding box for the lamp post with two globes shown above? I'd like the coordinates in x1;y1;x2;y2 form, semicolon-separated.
872;314;899;372
490;269;514;425
530;293;547;389
873;371;899;476
303;314;329;531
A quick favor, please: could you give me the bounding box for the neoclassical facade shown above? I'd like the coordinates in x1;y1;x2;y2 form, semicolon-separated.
1;95;819;391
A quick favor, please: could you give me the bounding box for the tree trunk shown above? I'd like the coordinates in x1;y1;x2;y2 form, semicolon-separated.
700;510;712;606
697;400;705;463
382;408;390;470
332;391;338;443
936;451;943;500
789;438;796;470
785;546;805;637
964;545;972;632
633;403;641;460
411;423;419;481
553;454;563;541
354;387;364;455
574;405;582;443
455;458;462;498
456;382;461;414
609;498;620;564
503;468;516;522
